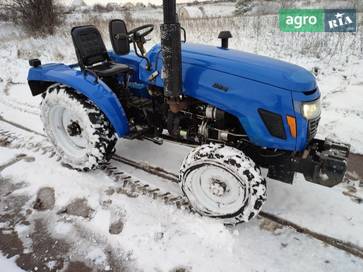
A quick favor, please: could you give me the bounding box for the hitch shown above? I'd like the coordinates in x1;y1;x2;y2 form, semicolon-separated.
266;138;350;187
293;138;350;187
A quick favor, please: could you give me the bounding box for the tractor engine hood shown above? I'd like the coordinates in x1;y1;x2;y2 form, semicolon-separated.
180;43;317;92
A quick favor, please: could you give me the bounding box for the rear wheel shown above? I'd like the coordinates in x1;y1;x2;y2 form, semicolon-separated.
41;85;117;171
179;143;266;224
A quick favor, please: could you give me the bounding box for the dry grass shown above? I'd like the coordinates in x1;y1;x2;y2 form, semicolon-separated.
178;14;363;60
0;0;64;36
57;11;363;61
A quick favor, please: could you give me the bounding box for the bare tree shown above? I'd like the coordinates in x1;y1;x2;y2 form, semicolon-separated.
123;8;134;26
0;0;63;36
234;0;254;15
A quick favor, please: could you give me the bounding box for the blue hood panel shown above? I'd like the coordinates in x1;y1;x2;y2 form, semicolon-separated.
180;43;316;92
109;44;320;151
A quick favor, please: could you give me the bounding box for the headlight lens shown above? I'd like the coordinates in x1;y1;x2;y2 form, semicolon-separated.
301;99;321;120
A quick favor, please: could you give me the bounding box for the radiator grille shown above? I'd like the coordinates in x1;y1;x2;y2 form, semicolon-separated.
308;117;320;141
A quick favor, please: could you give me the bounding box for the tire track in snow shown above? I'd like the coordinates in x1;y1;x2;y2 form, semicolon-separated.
110;153;363;260
0;115;45;136
0;154;35;174
0;81;41;116
1;117;363;260
0;119;194;213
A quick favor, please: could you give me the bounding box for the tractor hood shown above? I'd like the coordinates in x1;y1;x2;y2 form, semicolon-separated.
180;43;317;92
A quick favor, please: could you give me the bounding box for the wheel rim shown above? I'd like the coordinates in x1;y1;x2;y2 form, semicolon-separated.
48;105;88;159
182;163;248;217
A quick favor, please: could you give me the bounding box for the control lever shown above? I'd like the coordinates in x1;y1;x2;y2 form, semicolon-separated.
148;71;159;81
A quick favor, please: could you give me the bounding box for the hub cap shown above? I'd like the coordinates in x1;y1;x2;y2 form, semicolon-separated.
183;163;248;216
67;121;82;137
209;178;227;197
49;106;88;159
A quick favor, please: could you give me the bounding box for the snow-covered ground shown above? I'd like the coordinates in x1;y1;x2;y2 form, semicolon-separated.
1;124;362;271
0;8;363;272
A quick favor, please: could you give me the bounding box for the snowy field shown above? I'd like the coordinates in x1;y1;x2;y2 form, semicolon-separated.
0;5;363;272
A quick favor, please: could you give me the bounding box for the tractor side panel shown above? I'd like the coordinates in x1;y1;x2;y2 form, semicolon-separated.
27;63;129;137
141;48;298;151
181;63;298;151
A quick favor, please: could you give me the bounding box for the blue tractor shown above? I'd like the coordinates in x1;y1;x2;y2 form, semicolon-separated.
27;0;350;224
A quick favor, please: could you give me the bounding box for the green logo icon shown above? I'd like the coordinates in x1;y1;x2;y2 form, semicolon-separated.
279;9;357;32
279;9;324;32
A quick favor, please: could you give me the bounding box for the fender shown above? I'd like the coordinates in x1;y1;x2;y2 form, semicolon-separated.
27;63;129;137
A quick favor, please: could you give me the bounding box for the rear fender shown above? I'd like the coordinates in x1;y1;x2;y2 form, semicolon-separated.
28;63;129;137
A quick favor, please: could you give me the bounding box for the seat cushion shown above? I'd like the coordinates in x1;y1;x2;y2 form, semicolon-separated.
91;62;130;77
71;25;109;67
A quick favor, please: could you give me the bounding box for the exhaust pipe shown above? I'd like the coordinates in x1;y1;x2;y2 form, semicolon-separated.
160;0;183;100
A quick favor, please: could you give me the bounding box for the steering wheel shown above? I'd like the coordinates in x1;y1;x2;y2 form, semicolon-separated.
128;24;154;40
128;24;154;69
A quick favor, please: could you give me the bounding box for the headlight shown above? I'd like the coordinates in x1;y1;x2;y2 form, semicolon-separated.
301;99;321;120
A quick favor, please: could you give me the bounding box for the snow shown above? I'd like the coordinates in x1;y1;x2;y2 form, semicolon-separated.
317;67;363;153
0;7;363;272
115;138;363;246
1;148;362;271
0;255;26;272
179;6;205;19
71;0;86;7
0;148;17;165
1;148;363;271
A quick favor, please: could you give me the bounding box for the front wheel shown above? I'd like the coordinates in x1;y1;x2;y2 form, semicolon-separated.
41;85;117;171
179;143;266;224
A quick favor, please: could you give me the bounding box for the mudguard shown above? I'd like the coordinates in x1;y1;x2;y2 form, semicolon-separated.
27;63;129;137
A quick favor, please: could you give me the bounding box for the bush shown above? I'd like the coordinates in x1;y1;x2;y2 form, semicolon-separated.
0;0;63;36
92;3;115;13
0;8;15;21
234;0;254;15
123;9;134;25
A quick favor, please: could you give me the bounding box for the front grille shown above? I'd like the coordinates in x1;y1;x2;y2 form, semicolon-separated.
308;117;320;141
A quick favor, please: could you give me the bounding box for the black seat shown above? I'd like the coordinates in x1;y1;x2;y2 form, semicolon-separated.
109;19;130;55
71;25;130;77
91;62;128;77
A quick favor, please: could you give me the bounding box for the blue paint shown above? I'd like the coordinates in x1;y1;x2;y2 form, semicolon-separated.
28;43;320;152
27;63;129;136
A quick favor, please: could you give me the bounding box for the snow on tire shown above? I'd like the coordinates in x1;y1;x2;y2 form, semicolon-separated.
41;84;117;171
179;143;266;224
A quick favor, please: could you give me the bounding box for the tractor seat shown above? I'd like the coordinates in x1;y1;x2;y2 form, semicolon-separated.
71;25;131;78
91;62;129;77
